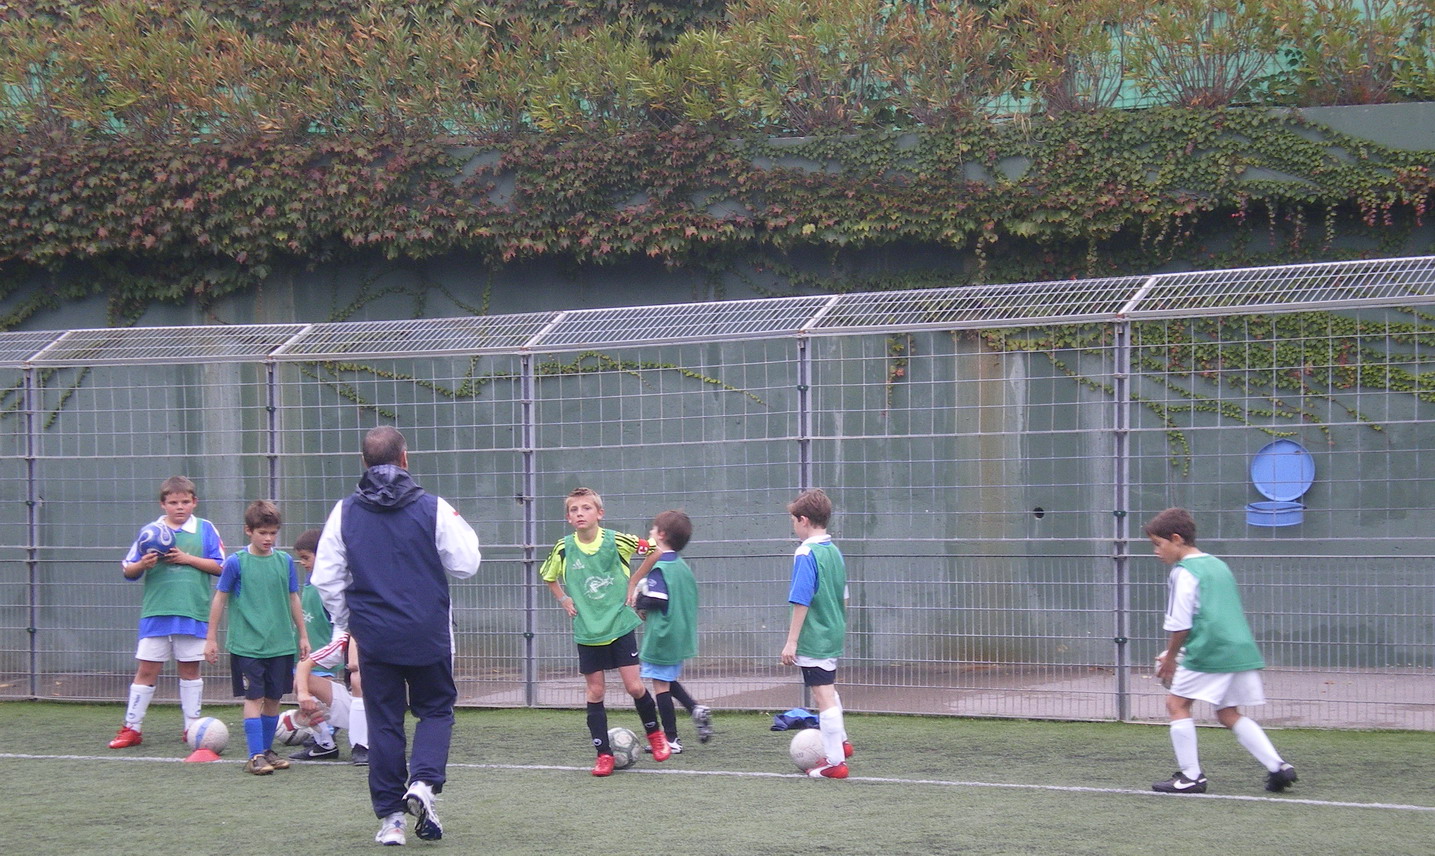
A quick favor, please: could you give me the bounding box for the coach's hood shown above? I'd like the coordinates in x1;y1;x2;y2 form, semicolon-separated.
353;464;425;511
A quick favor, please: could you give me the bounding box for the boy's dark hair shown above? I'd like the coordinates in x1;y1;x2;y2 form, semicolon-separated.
788;488;833;528
159;475;197;501
1143;507;1197;545
653;510;693;552
244;499;282;531
566;486;604;511
293;528;322;554
362;425;406;468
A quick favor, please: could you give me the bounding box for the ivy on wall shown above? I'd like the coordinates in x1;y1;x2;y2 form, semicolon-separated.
2;110;1431;327
1;0;1432;323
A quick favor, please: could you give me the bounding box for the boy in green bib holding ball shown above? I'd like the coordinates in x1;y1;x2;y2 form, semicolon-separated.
540;487;670;777
111;475;226;750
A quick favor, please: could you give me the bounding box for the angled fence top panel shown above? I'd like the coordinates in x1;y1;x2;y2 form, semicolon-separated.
1;256;1432;367
0;330;67;366
814;276;1150;334
22;324;308;367
532;295;838;350
272;314;559;360
1123;256;1435;319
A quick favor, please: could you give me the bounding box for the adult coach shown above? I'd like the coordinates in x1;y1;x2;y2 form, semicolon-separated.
312;426;481;846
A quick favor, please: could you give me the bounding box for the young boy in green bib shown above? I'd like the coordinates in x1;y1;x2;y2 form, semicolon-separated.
780;488;852;779
626;509;714;751
204;499;310;775
1146;507;1297;795
540;487;670;777
111;475;226;749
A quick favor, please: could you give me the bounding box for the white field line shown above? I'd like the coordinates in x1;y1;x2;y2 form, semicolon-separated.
5;752;1433;814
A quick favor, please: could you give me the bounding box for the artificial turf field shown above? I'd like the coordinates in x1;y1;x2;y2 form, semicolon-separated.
3;701;1432;855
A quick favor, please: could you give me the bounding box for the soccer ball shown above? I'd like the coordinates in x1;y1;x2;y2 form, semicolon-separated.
789;728;826;772
275;708;311;746
607;726;640;770
136;522;174;556
633;573;669;613
187;716;229;754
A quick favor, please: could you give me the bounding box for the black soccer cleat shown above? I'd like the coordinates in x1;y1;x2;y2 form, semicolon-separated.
1265;762;1298;792
289;743;340;761
692;705;714;744
1152;771;1208;794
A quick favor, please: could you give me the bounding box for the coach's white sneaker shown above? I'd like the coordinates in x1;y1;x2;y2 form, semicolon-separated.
405;781;443;841
375;812;406;846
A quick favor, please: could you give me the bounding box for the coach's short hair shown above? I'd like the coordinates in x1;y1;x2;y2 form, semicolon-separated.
362;426;406;467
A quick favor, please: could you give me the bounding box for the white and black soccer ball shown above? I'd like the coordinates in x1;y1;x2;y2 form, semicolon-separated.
187;716;229;754
633;569;669;613
136;522;175;556
275;708;311;746
788;728;826;772
607;726;640;769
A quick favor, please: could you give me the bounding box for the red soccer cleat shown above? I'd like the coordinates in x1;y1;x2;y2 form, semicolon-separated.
646;730;670;762
108;726;143;749
807;762;849;779
843;740;854;758
592;753;616;777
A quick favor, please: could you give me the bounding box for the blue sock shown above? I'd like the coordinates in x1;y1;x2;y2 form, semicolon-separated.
244;717;264;756
260;713;279;750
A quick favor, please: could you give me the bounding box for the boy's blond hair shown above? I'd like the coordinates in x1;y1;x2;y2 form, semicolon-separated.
565;487;604;511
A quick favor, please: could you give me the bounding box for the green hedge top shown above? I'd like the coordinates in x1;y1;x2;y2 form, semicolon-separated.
3;0;1434;139
0;1;1432;322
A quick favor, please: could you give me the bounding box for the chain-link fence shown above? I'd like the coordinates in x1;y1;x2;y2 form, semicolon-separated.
2;256;1432;729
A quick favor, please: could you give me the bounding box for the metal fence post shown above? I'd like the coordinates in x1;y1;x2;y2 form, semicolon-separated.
521;353;538;707
1112;318;1133;720
266;361;278;501
23;365;37;700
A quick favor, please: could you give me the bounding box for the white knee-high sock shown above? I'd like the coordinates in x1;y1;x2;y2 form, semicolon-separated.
1232;716;1283;771
312;720;337;749
179;678;203;726
1170;717;1200;779
833;692;848;742
818;706;846;766
348;697;369;749
125;683;156;729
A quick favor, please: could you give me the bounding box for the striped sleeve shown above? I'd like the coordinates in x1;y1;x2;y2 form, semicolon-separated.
614;530;641;565
307;633;349;670
538;540;568;582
